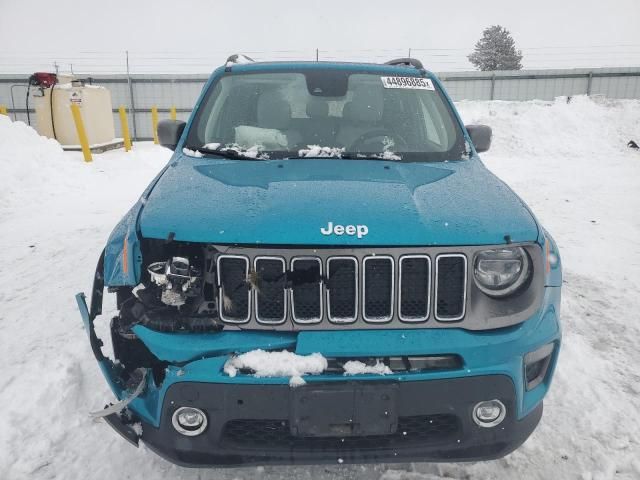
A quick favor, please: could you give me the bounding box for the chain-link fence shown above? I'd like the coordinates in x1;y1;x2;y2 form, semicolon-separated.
2;67;639;140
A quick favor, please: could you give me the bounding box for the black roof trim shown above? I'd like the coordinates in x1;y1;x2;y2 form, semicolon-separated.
385;58;425;70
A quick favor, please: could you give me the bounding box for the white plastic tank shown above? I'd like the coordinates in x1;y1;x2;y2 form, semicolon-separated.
34;77;116;147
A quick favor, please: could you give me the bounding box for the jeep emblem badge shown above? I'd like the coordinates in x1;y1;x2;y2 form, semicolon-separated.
320;221;368;239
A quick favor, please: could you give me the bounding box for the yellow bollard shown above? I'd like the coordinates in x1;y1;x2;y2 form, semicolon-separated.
0;105;7;116
170;106;177;121
70;104;92;163
151;106;159;144
118;106;132;152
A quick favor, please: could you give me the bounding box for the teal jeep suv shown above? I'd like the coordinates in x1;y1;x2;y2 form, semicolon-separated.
77;56;562;466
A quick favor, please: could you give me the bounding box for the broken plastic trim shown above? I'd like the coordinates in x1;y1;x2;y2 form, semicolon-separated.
76;250;107;362
90;369;148;418
104;409;141;447
77;250;136;405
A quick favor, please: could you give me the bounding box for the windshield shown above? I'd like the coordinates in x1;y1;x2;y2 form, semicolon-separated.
185;70;466;161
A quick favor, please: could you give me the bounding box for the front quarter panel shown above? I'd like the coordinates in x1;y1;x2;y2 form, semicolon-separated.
103;161;174;287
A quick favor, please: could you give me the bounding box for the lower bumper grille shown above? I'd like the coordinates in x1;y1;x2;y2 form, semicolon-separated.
221;414;460;451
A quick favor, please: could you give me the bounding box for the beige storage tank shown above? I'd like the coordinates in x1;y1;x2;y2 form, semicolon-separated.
34;78;117;148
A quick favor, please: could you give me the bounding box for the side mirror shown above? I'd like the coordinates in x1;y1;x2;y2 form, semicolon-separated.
157;119;186;150
466;124;492;153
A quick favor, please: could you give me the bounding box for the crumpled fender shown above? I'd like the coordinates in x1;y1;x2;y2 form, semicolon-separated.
103;162;174;287
76;251;127;397
104;201;143;286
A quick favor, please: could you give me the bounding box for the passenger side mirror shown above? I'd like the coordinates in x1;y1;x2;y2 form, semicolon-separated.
157;119;186;150
465;124;492;153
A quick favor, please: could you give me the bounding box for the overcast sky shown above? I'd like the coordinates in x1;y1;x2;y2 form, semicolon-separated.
1;0;639;73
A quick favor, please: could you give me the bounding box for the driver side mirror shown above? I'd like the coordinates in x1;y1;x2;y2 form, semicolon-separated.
158;119;186;151
465;124;492;153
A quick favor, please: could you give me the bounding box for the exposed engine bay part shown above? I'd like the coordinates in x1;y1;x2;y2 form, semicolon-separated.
110;240;222;334
89;368;148;418
147;256;201;306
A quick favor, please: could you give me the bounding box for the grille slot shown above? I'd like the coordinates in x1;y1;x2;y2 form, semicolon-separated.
221;414;460;451
363;256;394;322
435;254;467;321
254;257;287;324
217;255;250;323
290;257;323;323
326;257;358;323
399;255;431;322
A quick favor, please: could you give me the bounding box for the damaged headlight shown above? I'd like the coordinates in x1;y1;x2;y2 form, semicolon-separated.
147;256;201;306
473;247;531;297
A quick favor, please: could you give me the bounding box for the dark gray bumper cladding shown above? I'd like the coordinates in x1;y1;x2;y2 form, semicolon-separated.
120;375;542;467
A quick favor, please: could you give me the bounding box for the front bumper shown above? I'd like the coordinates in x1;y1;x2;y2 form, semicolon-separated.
112;375;543;467
78;272;561;467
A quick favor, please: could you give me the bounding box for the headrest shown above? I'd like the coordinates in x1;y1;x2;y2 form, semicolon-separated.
306;98;329;118
257;91;291;130
342;87;384;123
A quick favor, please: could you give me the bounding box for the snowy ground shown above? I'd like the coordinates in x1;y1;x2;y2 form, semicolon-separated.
1;96;639;480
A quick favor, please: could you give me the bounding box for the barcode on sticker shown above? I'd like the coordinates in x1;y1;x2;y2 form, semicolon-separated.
381;76;434;90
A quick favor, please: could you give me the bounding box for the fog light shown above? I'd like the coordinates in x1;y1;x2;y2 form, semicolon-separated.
472;400;506;428
172;407;208;436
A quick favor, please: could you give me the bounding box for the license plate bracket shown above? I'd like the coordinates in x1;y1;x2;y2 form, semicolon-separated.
290;383;398;437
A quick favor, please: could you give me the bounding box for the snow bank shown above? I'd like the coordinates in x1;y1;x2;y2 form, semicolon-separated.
0;115;69;213
457;95;640;160
224;350;328;386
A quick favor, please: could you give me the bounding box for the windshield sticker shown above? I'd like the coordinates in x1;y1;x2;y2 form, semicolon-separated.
381;76;434;90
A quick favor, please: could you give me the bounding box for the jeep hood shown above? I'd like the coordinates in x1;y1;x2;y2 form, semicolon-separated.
139;155;539;246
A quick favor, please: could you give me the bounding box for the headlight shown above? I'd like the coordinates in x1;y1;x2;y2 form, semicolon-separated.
474;247;531;297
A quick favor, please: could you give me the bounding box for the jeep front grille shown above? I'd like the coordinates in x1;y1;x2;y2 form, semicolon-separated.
214;248;474;329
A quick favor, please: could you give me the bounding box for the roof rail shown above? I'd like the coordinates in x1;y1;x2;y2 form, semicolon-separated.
385;57;424;70
225;54;255;71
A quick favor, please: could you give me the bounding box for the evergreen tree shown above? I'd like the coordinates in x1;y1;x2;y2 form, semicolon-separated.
468;25;523;71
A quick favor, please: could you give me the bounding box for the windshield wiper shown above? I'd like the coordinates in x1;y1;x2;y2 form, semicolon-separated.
187;145;267;161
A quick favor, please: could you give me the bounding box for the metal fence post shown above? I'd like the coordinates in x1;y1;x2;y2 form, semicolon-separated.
587;71;593;96
125;51;138;141
490;74;496;100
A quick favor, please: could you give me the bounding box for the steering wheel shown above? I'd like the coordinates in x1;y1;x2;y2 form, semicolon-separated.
348;129;409;153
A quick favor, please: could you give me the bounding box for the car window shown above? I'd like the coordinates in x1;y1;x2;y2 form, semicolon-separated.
185;70;465;161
